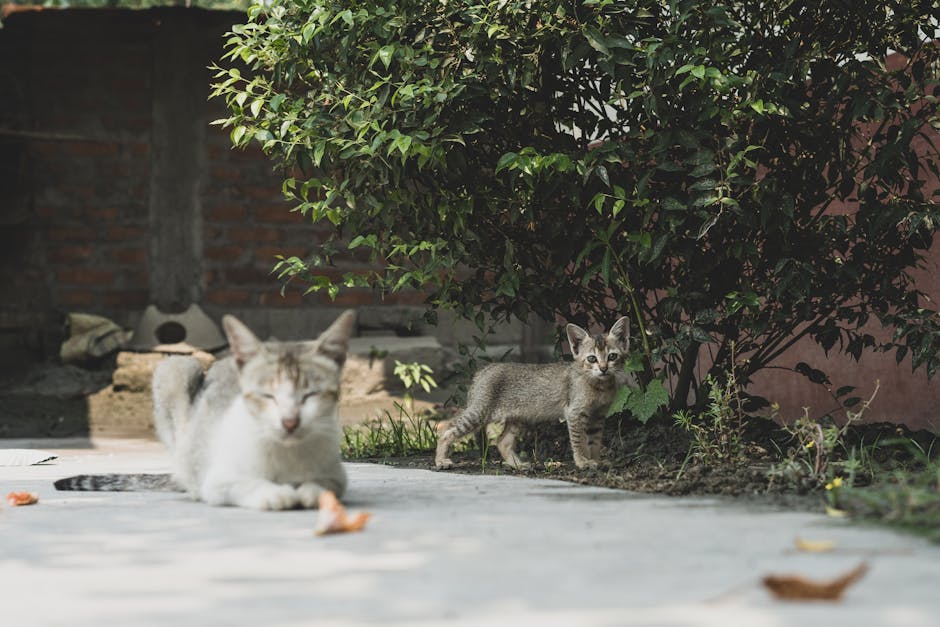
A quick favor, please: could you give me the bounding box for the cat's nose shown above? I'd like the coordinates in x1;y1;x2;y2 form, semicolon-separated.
282;417;300;433
598;364;608;373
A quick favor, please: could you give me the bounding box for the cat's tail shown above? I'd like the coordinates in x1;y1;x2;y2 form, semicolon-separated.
54;473;182;492
151;356;205;450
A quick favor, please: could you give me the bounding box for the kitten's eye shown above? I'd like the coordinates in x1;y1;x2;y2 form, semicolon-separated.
302;391;318;401
607;353;619;362
586;355;598;363
258;393;275;401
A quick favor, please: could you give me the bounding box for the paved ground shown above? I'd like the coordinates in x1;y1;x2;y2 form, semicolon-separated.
1;439;939;627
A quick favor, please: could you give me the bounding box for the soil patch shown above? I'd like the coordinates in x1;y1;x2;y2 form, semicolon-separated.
354;414;938;510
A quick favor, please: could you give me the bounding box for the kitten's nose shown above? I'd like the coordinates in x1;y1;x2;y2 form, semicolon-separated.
282;417;300;433
598;364;608;373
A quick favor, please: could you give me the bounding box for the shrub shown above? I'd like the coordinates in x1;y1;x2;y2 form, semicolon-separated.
212;0;940;412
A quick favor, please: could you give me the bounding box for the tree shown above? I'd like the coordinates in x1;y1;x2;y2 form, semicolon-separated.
212;0;940;414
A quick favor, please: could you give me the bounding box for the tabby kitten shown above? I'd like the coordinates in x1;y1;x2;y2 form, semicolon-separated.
56;311;355;511
435;317;631;470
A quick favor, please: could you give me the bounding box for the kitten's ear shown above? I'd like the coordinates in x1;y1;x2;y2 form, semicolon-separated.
566;323;589;356
608;316;631;350
316;310;356;366
222;315;263;369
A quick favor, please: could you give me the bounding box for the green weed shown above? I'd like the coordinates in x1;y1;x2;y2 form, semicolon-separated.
674;371;748;468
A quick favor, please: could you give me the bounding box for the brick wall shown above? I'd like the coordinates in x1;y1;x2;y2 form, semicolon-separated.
0;7;426;364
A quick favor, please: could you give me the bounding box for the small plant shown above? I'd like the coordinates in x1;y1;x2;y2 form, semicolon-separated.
393;360;438;413
674;371;748;467
836;440;940;543
342;406;439;459
769;382;880;490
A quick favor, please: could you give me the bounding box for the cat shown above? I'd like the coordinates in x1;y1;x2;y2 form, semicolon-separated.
55;310;355;511
435;316;631;471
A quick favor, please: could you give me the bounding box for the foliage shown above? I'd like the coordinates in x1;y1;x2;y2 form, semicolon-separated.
392;359;438;412
212;0;940;413
768;382;880;489
342;407;439;459
674;372;748;467
835;443;940;543
393;360;438;395
6;0;249;9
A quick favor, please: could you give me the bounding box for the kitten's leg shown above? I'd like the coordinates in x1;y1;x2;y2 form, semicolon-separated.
202;477;300;511
564;409;599;470
586;414;606;461
496;420;530;470
435;408;486;470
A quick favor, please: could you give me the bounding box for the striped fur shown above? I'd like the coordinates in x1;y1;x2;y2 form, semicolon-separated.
54;473;181;492
435;317;632;470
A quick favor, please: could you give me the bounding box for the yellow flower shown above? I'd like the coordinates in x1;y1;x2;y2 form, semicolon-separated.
805;441;815;449
825;476;844;491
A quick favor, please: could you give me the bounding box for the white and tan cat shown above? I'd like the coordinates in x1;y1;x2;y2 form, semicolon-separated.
56;311;355;511
435;317;631;470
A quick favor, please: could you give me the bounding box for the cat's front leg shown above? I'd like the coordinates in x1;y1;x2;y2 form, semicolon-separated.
203;477;300;511
565;410;600;470
585;413;606;462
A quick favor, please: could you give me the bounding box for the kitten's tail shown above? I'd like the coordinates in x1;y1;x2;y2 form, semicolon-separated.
54;473;182;492
151;356;205;450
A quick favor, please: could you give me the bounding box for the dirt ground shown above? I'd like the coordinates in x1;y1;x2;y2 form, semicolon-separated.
362;413;939;511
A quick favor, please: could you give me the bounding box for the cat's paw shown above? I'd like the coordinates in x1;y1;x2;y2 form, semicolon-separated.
296;482;326;509
435;458;454;470
243;484;300;511
503;458;532;471
574;458;600;471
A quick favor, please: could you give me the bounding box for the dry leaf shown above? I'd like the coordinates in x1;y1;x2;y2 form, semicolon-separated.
314;491;371;536
6;491;39;507
794;537;836;553
763;562;868;601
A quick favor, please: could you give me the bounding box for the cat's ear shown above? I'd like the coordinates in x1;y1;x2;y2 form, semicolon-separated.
222;315;264;369
608;316;630;350
316;310;356;366
566;323;589;356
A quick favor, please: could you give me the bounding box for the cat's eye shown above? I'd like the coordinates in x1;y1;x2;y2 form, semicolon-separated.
258;393;275;401
302;391;319;401
586;355;598;363
607;353;619;361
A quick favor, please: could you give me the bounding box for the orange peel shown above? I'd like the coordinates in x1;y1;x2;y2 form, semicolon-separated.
314;491;370;535
6;491;39;507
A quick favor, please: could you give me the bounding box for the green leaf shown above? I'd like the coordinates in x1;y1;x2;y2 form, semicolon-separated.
269;94;286;112
583;27;609;55
377;45;394;69
617;379;669;423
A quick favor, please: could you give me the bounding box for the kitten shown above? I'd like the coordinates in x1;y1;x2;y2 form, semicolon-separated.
55;311;355;511
435;317;631;470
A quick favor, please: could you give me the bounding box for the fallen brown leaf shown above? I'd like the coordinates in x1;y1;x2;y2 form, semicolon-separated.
6;491;39;507
763;562;868;601
314;491;371;536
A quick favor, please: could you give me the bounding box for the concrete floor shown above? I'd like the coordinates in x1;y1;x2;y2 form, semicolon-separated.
1;439;939;626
